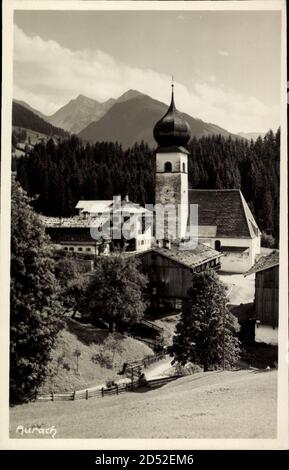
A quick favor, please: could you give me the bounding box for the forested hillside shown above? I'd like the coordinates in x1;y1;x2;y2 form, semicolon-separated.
13;102;69;139
15;129;280;242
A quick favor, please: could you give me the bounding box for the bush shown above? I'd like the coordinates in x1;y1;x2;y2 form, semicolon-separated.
173;362;203;377
106;380;116;389
91;351;113;369
261;232;276;248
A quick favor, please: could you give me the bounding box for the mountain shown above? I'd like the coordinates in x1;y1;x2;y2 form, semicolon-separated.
78;90;235;148
46;94;115;134
12;101;69;138
46;91;144;134
238;132;267;141
13;99;48;121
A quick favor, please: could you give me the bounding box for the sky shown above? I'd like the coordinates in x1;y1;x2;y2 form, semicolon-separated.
13;9;282;134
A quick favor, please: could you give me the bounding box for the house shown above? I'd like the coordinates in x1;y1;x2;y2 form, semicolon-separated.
137;240;222;310
153;83;261;273
245;250;279;345
41;195;152;254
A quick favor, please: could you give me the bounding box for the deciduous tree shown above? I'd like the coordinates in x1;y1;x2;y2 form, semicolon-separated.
83;256;148;332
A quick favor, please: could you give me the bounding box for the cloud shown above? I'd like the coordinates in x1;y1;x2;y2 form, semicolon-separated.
218;50;229;57
13;25;279;133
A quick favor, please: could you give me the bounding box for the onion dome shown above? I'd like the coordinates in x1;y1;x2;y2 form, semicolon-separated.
153;84;191;148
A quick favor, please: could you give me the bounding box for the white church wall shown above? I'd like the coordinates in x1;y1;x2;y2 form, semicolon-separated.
255;324;278;346
217;237;253;273
198;237;255;273
251;235;261;265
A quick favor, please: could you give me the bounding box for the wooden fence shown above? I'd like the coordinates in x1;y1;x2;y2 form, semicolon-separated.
122;351;166;372
35;375;178;402
35;351;171;402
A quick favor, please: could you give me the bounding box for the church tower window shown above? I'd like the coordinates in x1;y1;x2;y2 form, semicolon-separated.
164;161;172;172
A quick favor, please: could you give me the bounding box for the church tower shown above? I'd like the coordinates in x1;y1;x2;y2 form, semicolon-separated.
153;83;191;241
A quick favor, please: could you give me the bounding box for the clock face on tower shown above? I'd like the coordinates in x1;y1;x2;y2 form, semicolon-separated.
160;185;175;203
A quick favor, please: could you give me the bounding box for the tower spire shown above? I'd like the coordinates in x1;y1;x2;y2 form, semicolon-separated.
170;75;175;109
153;77;191;148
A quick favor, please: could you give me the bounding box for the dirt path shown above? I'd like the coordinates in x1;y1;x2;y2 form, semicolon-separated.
144;355;173;379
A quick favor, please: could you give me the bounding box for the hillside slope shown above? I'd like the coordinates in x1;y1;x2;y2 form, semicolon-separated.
13;99;48;121
12;102;69;138
79;91;235;148
10;369;277;439
37;318;153;394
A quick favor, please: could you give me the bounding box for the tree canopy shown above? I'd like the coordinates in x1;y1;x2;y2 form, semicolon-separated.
15;129;280;243
81;255;148;332
171;270;241;372
10;180;62;402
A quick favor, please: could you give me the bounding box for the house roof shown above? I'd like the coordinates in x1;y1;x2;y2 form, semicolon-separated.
137;242;221;270
245;250;279;276
188;189;260;239
76;200;113;213
39;214;106;229
221;246;250;253
76;199;151;215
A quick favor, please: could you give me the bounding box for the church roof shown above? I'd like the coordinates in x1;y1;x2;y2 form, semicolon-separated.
153;85;191;148
245;250;279;276
188;189;260;239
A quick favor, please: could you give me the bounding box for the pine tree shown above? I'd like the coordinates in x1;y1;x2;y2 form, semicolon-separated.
10;180;62;402
171;271;241;372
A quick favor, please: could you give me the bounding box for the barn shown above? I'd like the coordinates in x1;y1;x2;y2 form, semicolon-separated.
245;250;279;345
137;241;222;310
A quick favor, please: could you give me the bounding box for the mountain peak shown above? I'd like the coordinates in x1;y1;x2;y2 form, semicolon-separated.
117;89;143;103
74;94;99;104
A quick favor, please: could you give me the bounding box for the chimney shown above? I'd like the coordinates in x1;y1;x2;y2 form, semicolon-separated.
164;239;171;250
125;194;129;202
156;239;163;248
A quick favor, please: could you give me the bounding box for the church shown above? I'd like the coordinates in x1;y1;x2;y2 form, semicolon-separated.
41;85;261;278
152;84;261;274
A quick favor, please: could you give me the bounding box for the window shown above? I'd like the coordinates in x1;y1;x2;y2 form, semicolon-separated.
182;162;186;173
215;240;221;252
164;161;172;172
78;247;83;252
86;248;91;252
64;247;68;251
69;247;74;251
